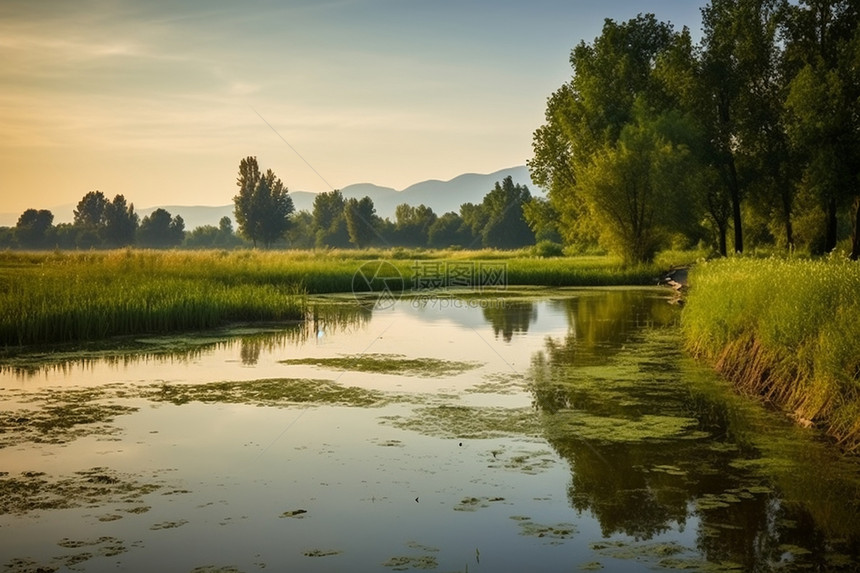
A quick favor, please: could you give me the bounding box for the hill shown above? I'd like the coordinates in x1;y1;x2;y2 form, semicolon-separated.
1;166;542;229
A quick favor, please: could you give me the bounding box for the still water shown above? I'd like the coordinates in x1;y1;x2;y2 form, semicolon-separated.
1;288;858;572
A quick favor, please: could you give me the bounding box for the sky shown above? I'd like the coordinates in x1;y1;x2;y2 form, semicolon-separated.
0;0;708;217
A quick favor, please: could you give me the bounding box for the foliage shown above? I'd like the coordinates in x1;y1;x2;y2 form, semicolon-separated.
101;194;138;247
137;208;185;248
531;3;860;259
15;209;54;249
233;156;294;248
344;196;378;248
480;176;535;249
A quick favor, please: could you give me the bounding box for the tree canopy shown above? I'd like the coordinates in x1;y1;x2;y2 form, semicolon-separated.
233;156;294;248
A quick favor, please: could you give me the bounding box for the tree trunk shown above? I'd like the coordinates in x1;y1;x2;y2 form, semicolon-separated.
728;157;743;253
825;196;838;253
781;189;794;250
851;196;860;261
718;222;728;257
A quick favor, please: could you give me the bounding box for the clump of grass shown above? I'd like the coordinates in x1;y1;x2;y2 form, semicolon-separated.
682;257;860;451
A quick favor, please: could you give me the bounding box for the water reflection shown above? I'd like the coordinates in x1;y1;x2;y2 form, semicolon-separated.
0;302;373;379
482;301;537;342
529;291;860;569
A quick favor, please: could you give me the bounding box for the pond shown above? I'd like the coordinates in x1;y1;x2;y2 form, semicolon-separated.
1;288;858;572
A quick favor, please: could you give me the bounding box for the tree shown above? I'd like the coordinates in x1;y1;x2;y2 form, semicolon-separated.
285;211;315;249
480;176;535;249
344;196;377;248
529;14;680;255
394;203;437;247
428;212;471;248
523;197;563;244
233;156;294;248
311;190;350;248
74;191;108;229
138;208;185;248
15;209;54;249
576;110;697;263
102;194;138;247
783;0;860;255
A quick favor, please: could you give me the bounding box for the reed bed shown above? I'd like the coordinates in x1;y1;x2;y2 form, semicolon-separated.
0;249;664;347
682;257;860;452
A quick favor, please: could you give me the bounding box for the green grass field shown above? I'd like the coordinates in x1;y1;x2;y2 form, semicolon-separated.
0;248;667;347
682;256;860;452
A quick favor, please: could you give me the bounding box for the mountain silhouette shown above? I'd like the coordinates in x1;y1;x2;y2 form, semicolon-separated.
1;166;542;230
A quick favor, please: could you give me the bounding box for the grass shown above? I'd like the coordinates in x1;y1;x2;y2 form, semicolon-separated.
0;248;667;347
681;256;860;452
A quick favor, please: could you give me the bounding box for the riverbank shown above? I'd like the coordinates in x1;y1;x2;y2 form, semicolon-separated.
681;257;860;453
0;249;667;347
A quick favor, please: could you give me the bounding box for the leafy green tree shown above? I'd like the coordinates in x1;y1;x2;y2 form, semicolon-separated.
311;190;350;248
102;194;138;247
15;209;54;249
394;203;437;247
522;197;562;244
344;196;377;248
481;176;535;249
428;212;471;248
285;211;315;249
783;0;860;255
529;14;679;254
138;208;185;248
73;191;108;229
576;110;697;263
233;156;294;248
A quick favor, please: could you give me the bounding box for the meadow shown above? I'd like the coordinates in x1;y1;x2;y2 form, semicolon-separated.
682;256;860;452
0;248;666;347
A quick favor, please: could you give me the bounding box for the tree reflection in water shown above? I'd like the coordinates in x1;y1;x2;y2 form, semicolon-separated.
528;289;859;570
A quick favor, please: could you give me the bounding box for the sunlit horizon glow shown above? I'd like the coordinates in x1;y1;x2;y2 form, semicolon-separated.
0;0;706;216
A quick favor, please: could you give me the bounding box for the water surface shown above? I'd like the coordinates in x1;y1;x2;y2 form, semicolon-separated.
1;289;857;572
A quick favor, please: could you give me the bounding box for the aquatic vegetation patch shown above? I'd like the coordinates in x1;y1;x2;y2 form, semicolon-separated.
543;411;708;444
280;353;482;378
280;509;308;518
303;549;342;557
511;516;577;542
0;467;162;516
141;378;385;408
483;447;557;474
453;496;506;512
0;387;138;449
382;555;438;570
380;405;542;439
149;519;189;530
466;372;527;395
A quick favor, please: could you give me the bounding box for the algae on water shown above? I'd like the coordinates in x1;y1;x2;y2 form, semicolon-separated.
280;353;482;377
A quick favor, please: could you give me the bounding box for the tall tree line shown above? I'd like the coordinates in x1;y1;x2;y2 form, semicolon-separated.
529;1;860;262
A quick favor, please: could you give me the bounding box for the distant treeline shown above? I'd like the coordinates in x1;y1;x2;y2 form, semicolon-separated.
0;157;539;251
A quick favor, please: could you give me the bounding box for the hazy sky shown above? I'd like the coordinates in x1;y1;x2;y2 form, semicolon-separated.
0;0;707;215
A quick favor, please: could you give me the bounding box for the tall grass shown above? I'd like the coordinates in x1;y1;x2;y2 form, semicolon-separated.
0;250;307;346
682;257;860;452
0;248;667;347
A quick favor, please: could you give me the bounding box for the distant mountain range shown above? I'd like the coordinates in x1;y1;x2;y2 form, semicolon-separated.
0;166;543;230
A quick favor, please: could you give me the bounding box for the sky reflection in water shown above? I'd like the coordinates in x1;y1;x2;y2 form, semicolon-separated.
0;288;857;572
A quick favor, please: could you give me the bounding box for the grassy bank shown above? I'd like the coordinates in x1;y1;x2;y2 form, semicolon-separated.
0;249;663;347
682;257;860;452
